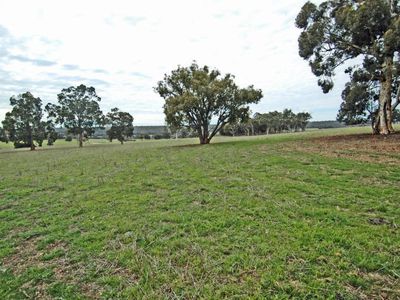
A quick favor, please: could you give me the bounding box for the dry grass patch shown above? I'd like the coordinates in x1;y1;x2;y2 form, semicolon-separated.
287;132;400;164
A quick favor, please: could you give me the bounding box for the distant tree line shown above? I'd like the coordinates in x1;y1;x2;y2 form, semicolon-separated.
220;109;312;136
307;120;345;129
0;84;134;150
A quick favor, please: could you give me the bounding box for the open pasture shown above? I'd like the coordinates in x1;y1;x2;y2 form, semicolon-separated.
0;127;399;299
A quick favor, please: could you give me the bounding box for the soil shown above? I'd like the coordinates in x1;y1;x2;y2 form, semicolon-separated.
292;133;400;164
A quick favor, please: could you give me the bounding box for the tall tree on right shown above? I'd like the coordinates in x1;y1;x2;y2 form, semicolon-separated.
296;0;400;134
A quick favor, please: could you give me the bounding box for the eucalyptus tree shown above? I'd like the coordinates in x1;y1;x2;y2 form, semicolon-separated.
155;62;263;144
296;112;312;131
296;0;400;134
106;108;134;144
46;84;105;147
1;92;48;150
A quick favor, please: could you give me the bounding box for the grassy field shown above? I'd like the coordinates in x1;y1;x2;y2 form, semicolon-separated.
0;127;399;299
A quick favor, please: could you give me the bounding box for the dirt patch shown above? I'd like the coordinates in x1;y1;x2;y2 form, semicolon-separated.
288;133;400;164
2;236;45;274
1;235;138;299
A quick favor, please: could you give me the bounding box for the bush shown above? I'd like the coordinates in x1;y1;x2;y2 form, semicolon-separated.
65;136;73;142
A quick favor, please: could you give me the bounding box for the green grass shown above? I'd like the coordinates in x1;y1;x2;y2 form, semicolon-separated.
0;127;399;299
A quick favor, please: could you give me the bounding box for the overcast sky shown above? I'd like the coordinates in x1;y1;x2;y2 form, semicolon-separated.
0;0;348;125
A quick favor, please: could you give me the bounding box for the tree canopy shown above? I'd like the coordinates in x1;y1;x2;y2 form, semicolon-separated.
155;62;263;144
221;109;312;136
1;92;49;150
46;84;105;147
296;0;400;134
106;108;134;144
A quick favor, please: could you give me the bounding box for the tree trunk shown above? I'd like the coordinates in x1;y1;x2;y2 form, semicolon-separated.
198;124;210;144
377;91;389;135
29;128;35;151
199;136;209;144
78;133;83;147
372;110;380;134
376;56;393;135
387;104;394;133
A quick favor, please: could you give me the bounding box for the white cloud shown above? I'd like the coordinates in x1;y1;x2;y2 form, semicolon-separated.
0;0;346;124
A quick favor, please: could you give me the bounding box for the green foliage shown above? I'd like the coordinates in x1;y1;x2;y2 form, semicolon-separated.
222;109;311;136
394;109;400;123
296;0;394;88
46;122;58;146
0;127;7;143
106;108;134;144
1;92;50;150
46;84;105;147
155;62;263;144
296;0;400;133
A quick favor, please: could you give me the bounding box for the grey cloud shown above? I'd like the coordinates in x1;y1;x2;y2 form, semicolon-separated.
0;71;110;106
130;71;150;79
93;68;108;74
39;36;62;47
63;64;80;70
125;16;146;26
0;25;9;37
54;75;109;87
0;25;57;68
8;55;56;66
88;78;109;86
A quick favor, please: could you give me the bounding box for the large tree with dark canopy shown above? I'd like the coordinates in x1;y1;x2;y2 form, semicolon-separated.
155;62;263;144
296;0;400;134
46;84;105;147
106;108;134;144
1;92;48;150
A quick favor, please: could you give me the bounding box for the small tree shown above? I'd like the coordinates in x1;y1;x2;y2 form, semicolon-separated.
106;108;134;144
46;121;58;146
155;62;263;144
46;84;105;147
1;92;48;150
296;112;312;131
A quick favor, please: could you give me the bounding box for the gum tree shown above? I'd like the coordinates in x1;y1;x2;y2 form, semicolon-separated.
106;108;134;144
46;84;105;147
155;62;263;144
1;92;48;150
296;0;400;134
